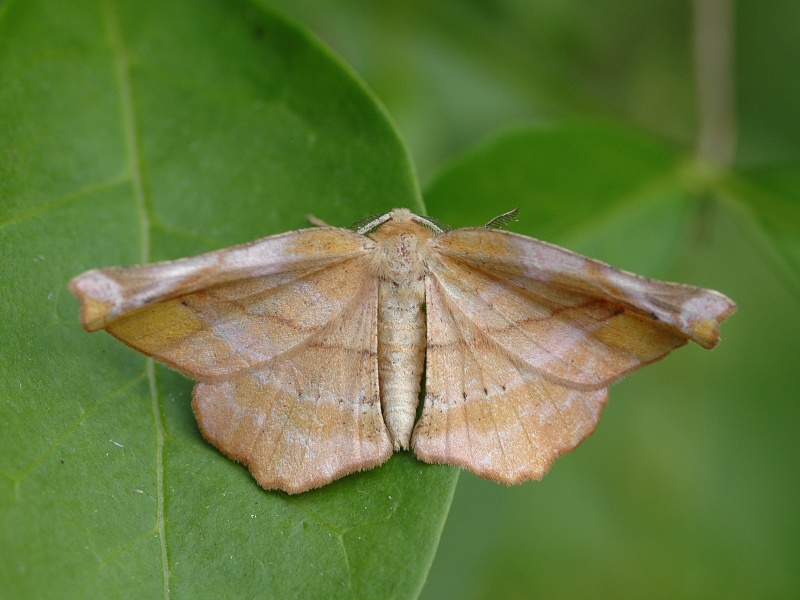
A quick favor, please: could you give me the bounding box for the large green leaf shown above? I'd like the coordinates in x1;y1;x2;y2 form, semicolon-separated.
0;0;456;597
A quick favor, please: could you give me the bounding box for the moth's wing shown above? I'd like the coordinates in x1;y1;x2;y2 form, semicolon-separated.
193;270;390;493
70;228;373;379
70;227;393;493
70;227;370;333
414;276;610;484
429;228;736;355
412;228;735;484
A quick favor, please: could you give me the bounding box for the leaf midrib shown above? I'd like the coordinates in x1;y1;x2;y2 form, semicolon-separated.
104;0;170;597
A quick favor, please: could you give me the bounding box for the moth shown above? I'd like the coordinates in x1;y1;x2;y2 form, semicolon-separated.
70;208;735;493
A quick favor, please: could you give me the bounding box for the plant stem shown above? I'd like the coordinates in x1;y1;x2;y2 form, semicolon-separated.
693;0;736;168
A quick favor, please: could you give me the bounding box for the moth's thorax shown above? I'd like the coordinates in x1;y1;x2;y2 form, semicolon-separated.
368;215;434;295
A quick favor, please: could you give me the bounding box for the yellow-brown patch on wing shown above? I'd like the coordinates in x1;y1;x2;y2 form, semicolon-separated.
95;254;371;381
107;298;204;352
77;297;116;332
427;251;687;389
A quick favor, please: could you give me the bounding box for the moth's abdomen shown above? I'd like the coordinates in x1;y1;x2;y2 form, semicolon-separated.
367;213;433;450
378;280;426;450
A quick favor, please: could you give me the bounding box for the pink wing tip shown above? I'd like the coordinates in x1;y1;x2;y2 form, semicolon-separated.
685;290;737;349
68;270;122;332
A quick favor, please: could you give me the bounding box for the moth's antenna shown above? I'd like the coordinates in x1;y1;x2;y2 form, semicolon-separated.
349;212;383;233
352;212;393;235
411;214;450;234
484;208;520;230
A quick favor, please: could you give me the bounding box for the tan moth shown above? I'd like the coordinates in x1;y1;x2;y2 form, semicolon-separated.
69;209;736;493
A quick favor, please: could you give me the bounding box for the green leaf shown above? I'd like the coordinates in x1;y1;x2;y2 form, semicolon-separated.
0;0;455;598
724;165;800;293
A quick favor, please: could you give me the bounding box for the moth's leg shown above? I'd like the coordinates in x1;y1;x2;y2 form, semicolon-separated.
306;214;331;227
